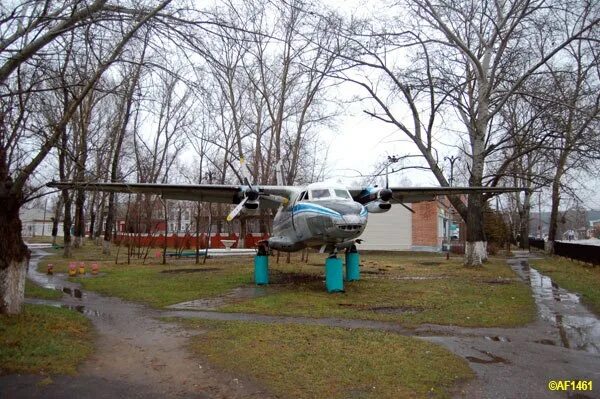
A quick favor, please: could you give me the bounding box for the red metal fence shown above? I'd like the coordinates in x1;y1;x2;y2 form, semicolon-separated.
113;233;270;249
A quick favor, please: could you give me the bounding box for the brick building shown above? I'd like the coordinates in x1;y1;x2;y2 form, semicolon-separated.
360;196;462;252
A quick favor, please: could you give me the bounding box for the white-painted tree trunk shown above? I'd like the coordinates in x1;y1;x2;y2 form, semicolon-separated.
0;259;27;314
464;241;487;266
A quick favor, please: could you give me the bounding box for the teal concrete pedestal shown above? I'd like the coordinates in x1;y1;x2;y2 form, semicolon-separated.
345;252;360;281
254;255;269;285
325;257;344;293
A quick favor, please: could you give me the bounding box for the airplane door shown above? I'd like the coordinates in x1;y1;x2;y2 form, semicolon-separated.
291;191;306;236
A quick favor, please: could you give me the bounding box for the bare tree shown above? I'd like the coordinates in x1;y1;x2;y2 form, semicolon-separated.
0;0;172;314
338;0;599;265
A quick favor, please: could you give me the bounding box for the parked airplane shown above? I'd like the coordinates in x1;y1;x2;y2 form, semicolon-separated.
47;179;522;291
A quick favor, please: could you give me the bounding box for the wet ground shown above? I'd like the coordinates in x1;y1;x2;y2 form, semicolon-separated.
3;249;600;398
1;250;273;399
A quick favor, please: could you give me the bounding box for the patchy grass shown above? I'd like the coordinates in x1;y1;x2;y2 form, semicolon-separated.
25;280;62;300
530;256;600;315
38;244;253;308
222;254;535;328
37;244;535;327
24;236;56;244
178;318;474;399
0;304;93;375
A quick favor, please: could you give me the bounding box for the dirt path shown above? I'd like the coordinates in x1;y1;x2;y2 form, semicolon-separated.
1;250;272;399
4;249;600;399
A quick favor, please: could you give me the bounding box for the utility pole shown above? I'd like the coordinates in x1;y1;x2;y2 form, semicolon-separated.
444;156;460;187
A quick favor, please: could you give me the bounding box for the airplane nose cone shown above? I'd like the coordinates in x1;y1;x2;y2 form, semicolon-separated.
319;201;366;237
322;201;364;218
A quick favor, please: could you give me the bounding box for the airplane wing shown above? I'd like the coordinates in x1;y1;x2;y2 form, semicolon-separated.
46;181;297;208
348;186;526;203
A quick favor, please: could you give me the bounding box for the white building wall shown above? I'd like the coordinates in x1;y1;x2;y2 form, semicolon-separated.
358;205;412;250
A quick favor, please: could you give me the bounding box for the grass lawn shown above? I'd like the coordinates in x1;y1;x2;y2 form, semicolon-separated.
25;280;63;300
222;253;536;327
38;244;254;308
37;243;535;327
0;304;93;375
178;318;474;399
530;255;600;315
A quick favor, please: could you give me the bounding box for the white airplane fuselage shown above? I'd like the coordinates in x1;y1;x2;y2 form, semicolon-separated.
265;183;370;253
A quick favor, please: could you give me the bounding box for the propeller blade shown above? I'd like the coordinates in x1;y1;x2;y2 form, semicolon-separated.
239;156;253;187
262;194;289;205
226;197;248;222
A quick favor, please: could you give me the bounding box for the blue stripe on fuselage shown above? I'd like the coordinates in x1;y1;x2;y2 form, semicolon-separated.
292;203;343;219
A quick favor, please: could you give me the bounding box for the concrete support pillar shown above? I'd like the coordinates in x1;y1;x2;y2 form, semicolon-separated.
345;251;360;281
325;256;344;293
254;255;269;285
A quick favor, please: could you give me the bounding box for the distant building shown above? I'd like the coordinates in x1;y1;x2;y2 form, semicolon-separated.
20;207;59;237
361;196;461;252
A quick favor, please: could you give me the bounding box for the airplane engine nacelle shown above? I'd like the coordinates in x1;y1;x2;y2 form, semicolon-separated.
244;200;259;210
243;189;260;210
365;200;391;213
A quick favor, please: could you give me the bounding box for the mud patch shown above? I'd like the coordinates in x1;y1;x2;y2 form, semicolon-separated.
270;271;322;284
338;303;423;315
160;268;221;274
167;287;268;311
360;270;386;275
483;279;513;285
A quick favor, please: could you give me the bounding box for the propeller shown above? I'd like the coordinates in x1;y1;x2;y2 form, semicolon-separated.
226;156;287;222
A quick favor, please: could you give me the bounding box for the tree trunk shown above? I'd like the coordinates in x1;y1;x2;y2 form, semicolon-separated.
464;131;488;266
103;192;115;255
547;174;562;254
51;196;63;247
62;190;73;258
464;192;487;266
518;192;531;250
547;152;568;254
0;189;30;314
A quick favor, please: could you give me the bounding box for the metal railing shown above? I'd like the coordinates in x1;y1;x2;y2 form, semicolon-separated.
529;238;600;266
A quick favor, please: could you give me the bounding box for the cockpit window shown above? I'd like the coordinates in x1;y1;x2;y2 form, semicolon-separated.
310;189;330;199
334;189;351;199
298;191;307;201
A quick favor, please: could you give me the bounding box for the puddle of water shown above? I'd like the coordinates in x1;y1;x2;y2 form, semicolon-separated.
62;287;83;298
484;336;511;342
510;260;600;355
535;339;556;346
61;304;103;317
466;350;509;364
25;298;104;317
